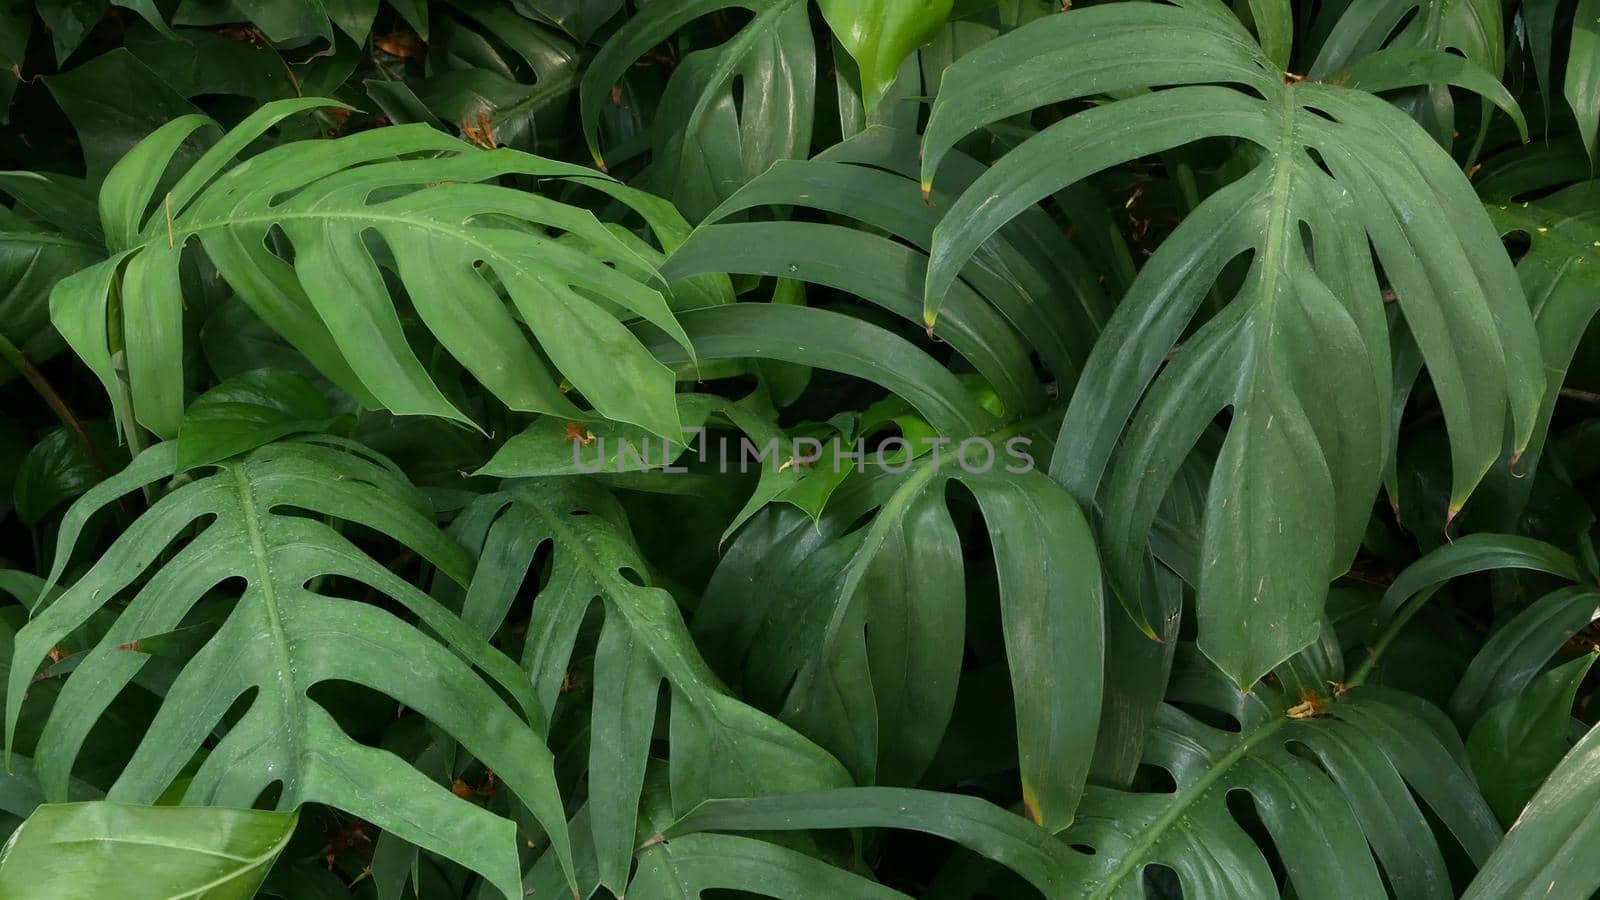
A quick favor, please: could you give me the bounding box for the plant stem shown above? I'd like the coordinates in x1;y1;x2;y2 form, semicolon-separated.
0;331;113;477
1347;584;1442;687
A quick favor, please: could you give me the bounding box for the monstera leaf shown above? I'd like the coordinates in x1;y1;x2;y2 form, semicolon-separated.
1471;183;1600;525
578;0;815;219
29;96;692;443
1306;0;1506;144
662;124;1108;401
628;291;1105;833
452;477;850;896
629;217;1108;828
5;439;577;897
1054;656;1500;898
1375;533;1600;729
0;206;99;374
919;0;1544;685
1520;0;1600;168
697;453;1104;834
652;643;1503;900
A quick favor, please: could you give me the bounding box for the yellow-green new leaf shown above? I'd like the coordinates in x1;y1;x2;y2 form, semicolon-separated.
0;802;295;900
820;0;953;114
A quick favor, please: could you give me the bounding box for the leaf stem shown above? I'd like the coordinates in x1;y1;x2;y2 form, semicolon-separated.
1348;584;1442;687
0;331;112;478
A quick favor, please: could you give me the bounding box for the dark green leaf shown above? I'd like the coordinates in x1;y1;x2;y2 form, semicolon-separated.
175;369;337;471
1468;653;1596;825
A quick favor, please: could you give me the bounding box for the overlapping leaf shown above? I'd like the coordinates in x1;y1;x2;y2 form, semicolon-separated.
1377;534;1600;731
578;0;815;219
662;125;1108;401
370;1;581;152
656;645;1504;899
1468;653;1596;824
921;0;1543;685
1061;652;1500;898
28;96;693;442
626;268;1106;829
0;205;99;374
1521;0;1600;168
1306;0;1504;143
698;448;1104;833
1469;183;1600;526
452;477;850;896
5;439;576;898
1463;718;1600;899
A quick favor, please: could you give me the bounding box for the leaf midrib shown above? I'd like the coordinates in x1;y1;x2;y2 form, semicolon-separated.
146;208;532;260
1254;87;1301;336
230;464;303;791
1089;715;1290;898
125;205;634;345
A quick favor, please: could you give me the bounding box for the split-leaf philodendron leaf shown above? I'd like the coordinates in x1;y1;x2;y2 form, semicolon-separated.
2;0;1600;896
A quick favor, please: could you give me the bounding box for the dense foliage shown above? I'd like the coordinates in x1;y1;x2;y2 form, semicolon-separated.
1;0;1599;897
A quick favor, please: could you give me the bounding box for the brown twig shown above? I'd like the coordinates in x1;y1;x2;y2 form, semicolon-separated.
0;331;113;478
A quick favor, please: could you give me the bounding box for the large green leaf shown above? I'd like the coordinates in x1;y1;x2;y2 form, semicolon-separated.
698;446;1104;833
23;97;693;442
662;124;1107;398
5;440;576;897
0;205;100;374
578;0;815;219
664;787;1072;896
453;478;850;896
1451;586;1600;726
1062;653;1499;899
1472;182;1600;526
1463;719;1600;899
1468;653;1596;825
920;0;1543;685
1305;0;1505;144
0;801;295;899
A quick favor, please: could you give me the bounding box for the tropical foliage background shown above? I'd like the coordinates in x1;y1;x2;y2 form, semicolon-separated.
1;0;1600;896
